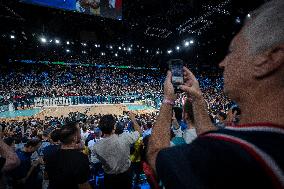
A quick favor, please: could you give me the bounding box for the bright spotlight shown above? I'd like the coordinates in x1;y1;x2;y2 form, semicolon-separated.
146;50;149;53
110;45;113;49
118;46;122;50
66;49;70;53
167;50;172;54
66;41;70;45
190;40;194;44
156;51;160;54
247;14;251;18
40;37;47;43
49;40;53;43
10;35;15;39
101;52;105;56
115;53;118;57
184;41;190;47
176;46;180;50
55;39;60;44
128;48;131;52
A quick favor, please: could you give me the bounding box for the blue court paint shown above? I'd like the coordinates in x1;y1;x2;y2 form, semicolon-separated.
0;108;41;118
126;105;155;111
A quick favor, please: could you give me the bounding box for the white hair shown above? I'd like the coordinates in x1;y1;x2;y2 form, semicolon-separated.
243;0;284;55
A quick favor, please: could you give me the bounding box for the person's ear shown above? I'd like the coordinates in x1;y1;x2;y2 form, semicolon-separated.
253;45;284;78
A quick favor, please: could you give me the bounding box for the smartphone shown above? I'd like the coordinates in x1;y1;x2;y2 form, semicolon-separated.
168;59;184;93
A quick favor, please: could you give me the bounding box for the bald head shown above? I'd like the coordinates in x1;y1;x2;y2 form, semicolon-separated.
243;0;284;55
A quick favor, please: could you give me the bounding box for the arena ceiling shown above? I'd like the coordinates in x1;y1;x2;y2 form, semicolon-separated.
0;0;267;68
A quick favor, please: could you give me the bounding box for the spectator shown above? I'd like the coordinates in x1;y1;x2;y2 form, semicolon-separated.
45;122;91;189
182;99;197;144
92;112;142;189
148;1;284;189
8;139;42;189
142;121;152;138
42;129;61;160
0;137;20;173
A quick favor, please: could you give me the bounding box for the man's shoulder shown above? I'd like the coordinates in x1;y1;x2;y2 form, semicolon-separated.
156;128;282;189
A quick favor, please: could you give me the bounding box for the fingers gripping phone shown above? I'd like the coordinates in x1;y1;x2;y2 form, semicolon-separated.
168;59;184;93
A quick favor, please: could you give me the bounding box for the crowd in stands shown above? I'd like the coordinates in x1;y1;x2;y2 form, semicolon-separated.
0;62;231;118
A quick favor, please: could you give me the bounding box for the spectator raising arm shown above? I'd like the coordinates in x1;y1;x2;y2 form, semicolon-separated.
147;71;176;173
128;112;142;135
0;138;20;172
179;67;217;135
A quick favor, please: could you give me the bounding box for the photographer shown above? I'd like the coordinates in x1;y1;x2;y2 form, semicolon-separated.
147;0;284;188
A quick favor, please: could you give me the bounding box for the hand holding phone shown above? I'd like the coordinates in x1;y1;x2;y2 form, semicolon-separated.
168;59;184;93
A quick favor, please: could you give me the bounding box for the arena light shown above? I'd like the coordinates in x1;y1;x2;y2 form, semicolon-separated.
40;37;47;43
190;40;194;44
101;52;105;56
49;40;53;43
55;39;60;44
110;45;113;49
123;47;126;51
146;50;149;53
66;49;70;53
167;50;173;54
247;14;251;18
184;41;190;47
95;44;98;48
82;43;87;46
118;46;122;50
176;46;180;50
128;48;132;52
10;35;15;39
115;53;118;57
66;41;70;45
156;51;160;54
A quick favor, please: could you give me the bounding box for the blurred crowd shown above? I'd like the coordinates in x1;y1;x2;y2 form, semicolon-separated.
0;111;158;189
0;63;232;118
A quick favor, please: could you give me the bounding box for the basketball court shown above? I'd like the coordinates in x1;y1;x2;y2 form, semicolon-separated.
0;103;157;121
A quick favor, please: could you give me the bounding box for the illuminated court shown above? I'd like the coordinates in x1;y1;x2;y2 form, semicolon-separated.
0;104;157;121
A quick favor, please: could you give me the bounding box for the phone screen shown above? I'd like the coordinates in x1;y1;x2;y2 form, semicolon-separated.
171;59;184;86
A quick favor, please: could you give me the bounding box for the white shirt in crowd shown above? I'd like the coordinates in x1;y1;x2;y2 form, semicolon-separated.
81;130;90;142
142;128;152;138
171;124;197;144
88;137;103;164
183;128;197;144
93;131;140;174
